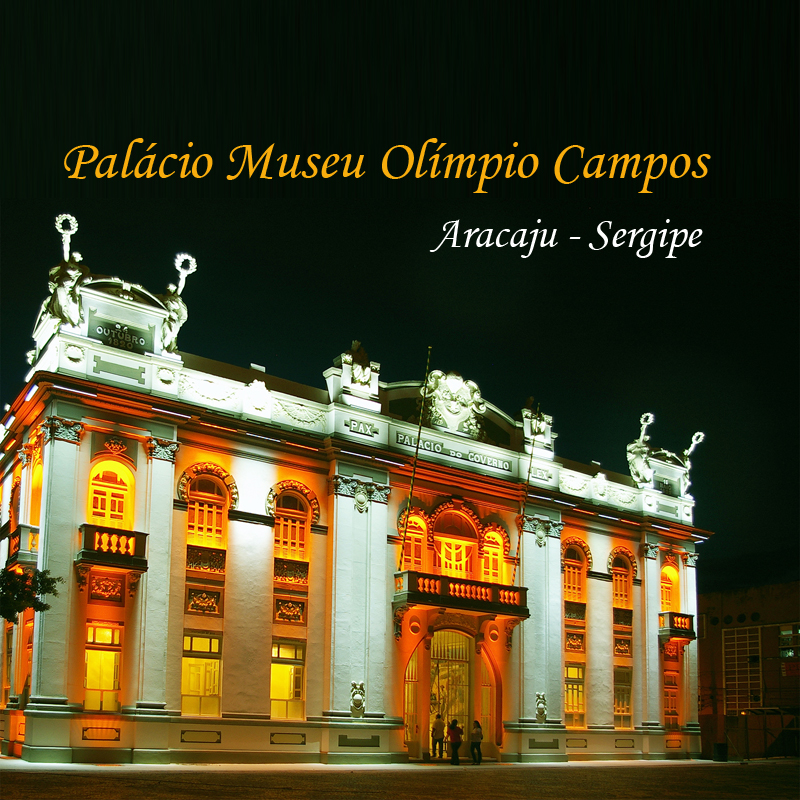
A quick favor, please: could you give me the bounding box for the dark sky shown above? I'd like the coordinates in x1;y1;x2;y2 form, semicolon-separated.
2;6;798;593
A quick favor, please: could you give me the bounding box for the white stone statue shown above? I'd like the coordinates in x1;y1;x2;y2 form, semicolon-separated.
535;692;547;723
680;431;705;495
626;412;654;487
158;254;197;353
423;370;486;439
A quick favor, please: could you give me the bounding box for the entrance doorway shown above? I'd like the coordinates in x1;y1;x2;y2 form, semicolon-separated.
430;630;470;730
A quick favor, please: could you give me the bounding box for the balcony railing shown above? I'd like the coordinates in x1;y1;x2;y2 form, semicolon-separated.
393;570;529;618
76;523;148;572
658;611;696;644
5;524;39;568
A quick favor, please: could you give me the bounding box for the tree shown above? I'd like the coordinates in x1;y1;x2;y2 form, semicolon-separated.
0;568;63;624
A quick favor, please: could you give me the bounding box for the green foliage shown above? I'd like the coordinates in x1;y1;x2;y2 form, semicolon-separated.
0;569;63;624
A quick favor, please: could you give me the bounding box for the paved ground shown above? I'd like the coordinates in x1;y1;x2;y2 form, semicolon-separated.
1;758;798;800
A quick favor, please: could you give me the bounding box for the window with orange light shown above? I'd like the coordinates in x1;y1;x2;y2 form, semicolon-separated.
400;515;425;571
187;476;228;550
611;555;632;609
481;531;504;584
274;493;309;561
564;663;586;728
88;460;134;530
84;622;122;712
432;510;476;580
660;565;679;612
563;546;586;603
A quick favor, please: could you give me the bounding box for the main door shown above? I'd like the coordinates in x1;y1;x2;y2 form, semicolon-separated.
430;630;471;730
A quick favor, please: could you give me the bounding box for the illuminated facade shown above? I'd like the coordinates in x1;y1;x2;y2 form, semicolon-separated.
0;224;710;763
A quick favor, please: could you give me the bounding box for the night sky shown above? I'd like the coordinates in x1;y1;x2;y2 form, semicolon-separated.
2;7;797;594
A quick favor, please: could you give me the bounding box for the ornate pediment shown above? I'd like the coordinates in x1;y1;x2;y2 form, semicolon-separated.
422;370;486;439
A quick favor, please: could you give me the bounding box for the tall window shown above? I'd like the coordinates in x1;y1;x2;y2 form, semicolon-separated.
403;648;418;743
271;640;305;719
88;460;134;530
400;516;425;571
29;463;43;528
564;663;585;728
84;622;122;712
614;667;633;728
274;493;310;561
2;623;12;706
482;532;503;584
563;546;586;602
181;632;222;716
433;511;476;580
660;565;679;612
187;476;227;549
611;556;632;608
663;671;680;729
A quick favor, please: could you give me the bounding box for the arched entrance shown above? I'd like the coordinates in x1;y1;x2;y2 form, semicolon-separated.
403;629;499;759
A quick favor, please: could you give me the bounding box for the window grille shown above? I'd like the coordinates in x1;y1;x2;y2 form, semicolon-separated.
723;627;762;714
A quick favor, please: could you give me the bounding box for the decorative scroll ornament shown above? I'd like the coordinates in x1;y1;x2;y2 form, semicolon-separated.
275;599;305;623
561;536;593;569
518;515;562;548
350;681;366;718
504;618;522;651
330;476;390;512
266;480;320;524
682;552;699;568
187;589;220;614
90;575;123;603
433;612;480;636
393;604;411;640
104;437;128;455
177;462;239;508
157;253;197;353
273;558;309;585
41;416;85;444
535;693;547;723
627;412;655;487
559;473;589;495
274;400;325;427
642;542;660;560
145;437;179;462
127;572;142;597
607;546;638;579
55;214;78;261
422;370;486;439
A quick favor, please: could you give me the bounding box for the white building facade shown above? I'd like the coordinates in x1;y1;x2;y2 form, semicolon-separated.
0;225;708;763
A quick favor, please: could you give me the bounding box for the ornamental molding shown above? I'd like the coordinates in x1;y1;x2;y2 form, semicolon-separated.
609;487;637;506
642;542;660;560
42;416;85;444
393;604;411;640
104;437;128;455
245;379;271;412
607;546;639;579
422;370;486;440
432;612;480;636
518;515;563;548
504;618;522;651
186;588;221;615
127;572;142;597
179;374;241;405
145;437;180;462
561;537;593;569
273;399;325;427
266;479;320;524
329;476;390;512
559;472;588;495
177;462;239;509
428;501;482;548
482;523;511;557
89;575;123;603
681;552;699;568
275;598;305;624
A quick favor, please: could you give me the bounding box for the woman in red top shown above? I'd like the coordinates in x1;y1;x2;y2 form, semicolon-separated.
447;719;463;765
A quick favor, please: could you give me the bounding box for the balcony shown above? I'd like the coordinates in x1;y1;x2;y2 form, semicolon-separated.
658;611;696;645
5;524;39;568
76;523;148;572
393;570;529;618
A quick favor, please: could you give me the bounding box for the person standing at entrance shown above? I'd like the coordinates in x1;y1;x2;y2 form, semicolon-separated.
470;720;483;764
431;714;445;758
447;719;463;765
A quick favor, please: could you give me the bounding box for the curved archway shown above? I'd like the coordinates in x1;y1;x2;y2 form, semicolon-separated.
88;459;135;530
266;479;319;524
178;462;239;509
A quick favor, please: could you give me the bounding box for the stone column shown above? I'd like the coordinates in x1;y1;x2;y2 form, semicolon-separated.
640;541;662;728
586;575;613;728
681;552;700;730
327;472;390;716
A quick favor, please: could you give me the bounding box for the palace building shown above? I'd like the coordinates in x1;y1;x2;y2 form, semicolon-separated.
0;217;709;763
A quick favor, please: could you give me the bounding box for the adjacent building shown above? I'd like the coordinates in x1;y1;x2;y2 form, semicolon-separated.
0;218;710;763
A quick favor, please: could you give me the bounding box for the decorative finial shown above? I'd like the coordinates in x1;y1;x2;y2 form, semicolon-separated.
55;214;78;261
174;253;197;295
684;431;705;459
638;412;654;443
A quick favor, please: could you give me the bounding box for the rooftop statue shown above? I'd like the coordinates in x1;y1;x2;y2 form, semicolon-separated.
158;254;197;353
37;215;92;330
626;412;654;487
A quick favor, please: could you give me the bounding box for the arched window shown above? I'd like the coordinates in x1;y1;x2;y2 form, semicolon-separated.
433;511;476;580
274;492;310;561
660;565;679;612
88;460;134;530
563;546;586;602
611;555;632;609
400;514;425;571
9;478;21;531
187;475;228;549
482;531;504;584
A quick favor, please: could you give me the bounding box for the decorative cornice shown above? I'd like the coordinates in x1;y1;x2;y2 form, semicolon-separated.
177;462;239;509
266;479;320;524
42;416;85;444
681;552;699;568
518;515;563;548
330;476;390;513
145;437;179;462
642;542;660;560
